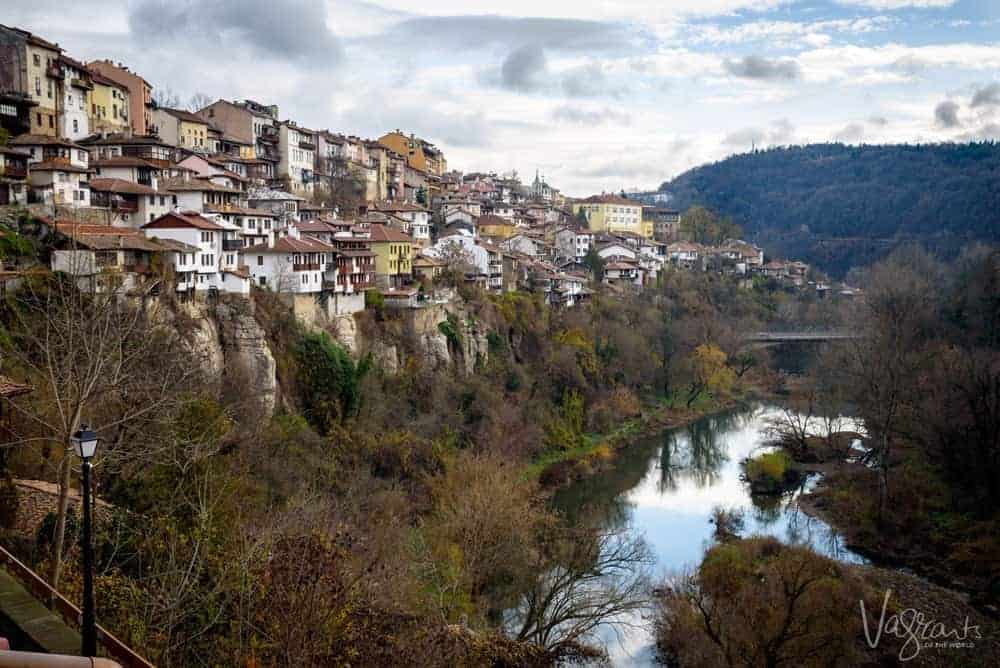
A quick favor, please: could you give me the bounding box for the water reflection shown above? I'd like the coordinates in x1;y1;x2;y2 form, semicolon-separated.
550;403;865;667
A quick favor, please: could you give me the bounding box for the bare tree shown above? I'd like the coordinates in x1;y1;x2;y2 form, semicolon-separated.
151;86;181;109
187;92;212;113
508;528;653;659
314;156;365;215
1;271;198;591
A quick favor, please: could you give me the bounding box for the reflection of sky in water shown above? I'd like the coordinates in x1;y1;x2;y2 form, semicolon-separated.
566;405;866;667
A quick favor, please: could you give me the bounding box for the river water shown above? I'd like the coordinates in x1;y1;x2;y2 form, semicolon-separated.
551;403;866;666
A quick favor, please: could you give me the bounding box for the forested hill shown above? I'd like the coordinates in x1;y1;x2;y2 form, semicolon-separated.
660;143;1000;277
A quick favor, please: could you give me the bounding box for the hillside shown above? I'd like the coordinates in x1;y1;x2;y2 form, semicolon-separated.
660;143;1000;277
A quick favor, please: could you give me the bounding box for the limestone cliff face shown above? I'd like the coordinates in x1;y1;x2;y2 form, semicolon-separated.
166;298;484;420
215;300;277;415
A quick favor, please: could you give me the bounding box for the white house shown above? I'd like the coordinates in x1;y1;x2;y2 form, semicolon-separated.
142;211;248;294
594;242;637;262
11;134;92;207
425;230;489;278
278;121;315;196
667;242;702;268
376;201;430;245
56;56;92;141
204;205;278;248
160;175;244;213
246;227;333;293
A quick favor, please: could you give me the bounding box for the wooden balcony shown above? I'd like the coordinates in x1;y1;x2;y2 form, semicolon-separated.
293;263;320;272
222;238;243;251
1;165;27;180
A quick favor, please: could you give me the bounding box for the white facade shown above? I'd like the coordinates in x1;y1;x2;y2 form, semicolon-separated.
58;63;91;141
278;123;315;196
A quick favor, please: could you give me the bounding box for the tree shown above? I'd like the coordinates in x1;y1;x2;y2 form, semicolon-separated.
293;331;371;430
655;537;867;667
683;343;735;407
679;206;741;246
186;92;212;112
314;156;365;215
151;86;181;109
0;273;197;592
582;248;605;283
510;529;653;660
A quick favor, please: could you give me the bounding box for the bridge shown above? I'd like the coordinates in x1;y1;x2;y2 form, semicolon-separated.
742;331;858;343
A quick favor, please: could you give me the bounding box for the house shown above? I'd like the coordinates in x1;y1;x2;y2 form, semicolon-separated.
503;233;544;257
245;228;332;293
248;186;303;224
85;68;130;135
0;25;63;136
205;205;278;248
197;99;280;179
478;240;505;291
476;214;516;239
667;241;702;268
425;231;489;283
443;207;477;230
374;201;430;245
0;147;29;205
48;222;168;293
88;178;174;226
382;287;420;309
412;253;445;282
594;241;637;263
160;175;244;212
646;207;681;243
719;240;764;274
11;134;92;206
278;121;315;195
572;194;644;236
55;55;92;141
86;60;153;135
554;226;593;262
604;259;644;287
329;233;376;295
369;224;413;289
141;211;241;293
149;107;210;151
80;132;174;167
90;155;161;190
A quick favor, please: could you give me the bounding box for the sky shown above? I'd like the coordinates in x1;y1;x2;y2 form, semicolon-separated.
8;0;1000;196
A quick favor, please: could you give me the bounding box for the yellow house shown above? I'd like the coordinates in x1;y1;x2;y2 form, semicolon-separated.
477;214;516;239
87;69;130;134
379;130;428;174
369;224;413;288
641;209;655;239
149;107;210;150
571;194;645;236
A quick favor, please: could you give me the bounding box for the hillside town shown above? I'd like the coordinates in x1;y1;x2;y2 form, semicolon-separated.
0;23;846;321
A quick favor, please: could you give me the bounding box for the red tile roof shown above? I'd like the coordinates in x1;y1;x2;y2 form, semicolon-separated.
142;211;224;231
368;224;411;243
88;177;158;196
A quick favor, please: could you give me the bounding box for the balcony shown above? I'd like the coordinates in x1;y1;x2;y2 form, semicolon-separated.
293;263;320;272
113;200;138;213
71;77;93;90
222;238;243;251
298;139;316;151
46;63;62;79
1;165;27;180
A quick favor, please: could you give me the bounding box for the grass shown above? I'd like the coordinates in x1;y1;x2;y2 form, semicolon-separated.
522;418;642;481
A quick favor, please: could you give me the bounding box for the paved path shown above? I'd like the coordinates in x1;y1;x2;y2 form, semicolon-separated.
0;567;80;654
743;331;857;343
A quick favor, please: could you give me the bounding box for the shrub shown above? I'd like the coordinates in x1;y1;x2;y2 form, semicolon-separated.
294;331;371;430
0;473;19;529
365;288;384;310
743;451;794;494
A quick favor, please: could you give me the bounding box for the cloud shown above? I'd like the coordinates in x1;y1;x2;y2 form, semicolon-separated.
561;63;619;98
551;106;630;125
500;44;548;91
128;0;342;66
934;100;961;127
834;122;866;143
686;17;893;49
384;16;635;52
723;55;800;81
834;0;954;9
868;116;889;126
723;119;796;148
959;122;1000;141
970;83;1000;107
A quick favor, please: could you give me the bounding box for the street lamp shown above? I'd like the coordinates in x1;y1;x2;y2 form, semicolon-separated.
70;425;98;657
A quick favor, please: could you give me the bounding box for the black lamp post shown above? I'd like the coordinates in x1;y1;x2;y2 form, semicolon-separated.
70;426;98;657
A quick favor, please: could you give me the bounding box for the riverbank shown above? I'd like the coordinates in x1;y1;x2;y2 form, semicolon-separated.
783;436;1000;618
526;391;745;489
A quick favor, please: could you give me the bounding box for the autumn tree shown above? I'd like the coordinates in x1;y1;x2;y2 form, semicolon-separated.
679;206;741;246
683;343;735;407
0;273;198;592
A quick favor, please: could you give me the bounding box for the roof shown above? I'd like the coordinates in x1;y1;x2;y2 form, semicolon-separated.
90;156;160;169
160;177;240;194
142;211;224;231
79;133;170;148
85;68;126;89
88;177;158;196
246;236;333;253
667;242;701;252
148;237;198;253
294;220;338;233
577;194;641;206
413;255;445;267
369;224;411;243
52;223;164;251
374;200;430;213
28;161;91;173
159;107;207;124
248;187;304;201
0;147;29;158
0;25;61;52
10;134;87;151
203;205;277;217
477;214;511;227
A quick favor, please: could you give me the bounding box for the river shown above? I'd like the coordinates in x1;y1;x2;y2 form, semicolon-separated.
551;403;866;666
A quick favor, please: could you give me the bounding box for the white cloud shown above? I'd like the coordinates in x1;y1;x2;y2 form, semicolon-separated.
834;0;955;9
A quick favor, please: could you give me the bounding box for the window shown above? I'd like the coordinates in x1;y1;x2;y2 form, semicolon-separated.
159;196;166;206
257;255;263;266
49;115;54;128
34;77;41;96
33;54;40;66
35;113;41;126
47;80;52;99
